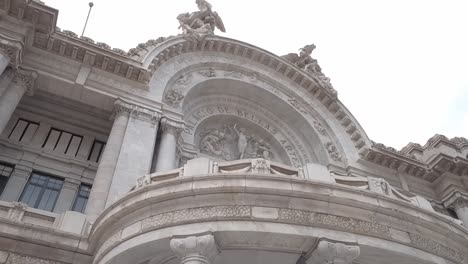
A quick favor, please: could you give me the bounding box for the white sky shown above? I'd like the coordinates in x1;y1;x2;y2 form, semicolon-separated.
43;0;468;149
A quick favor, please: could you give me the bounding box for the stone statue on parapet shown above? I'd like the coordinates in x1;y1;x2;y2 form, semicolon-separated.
177;0;226;42
282;44;335;94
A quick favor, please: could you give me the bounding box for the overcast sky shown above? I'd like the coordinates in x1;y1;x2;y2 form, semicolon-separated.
43;0;467;149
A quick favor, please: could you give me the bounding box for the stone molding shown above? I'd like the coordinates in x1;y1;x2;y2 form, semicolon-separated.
161;118;184;137
11;68;38;96
0;34;24;69
113;99;161;124
170;234;218;264
306;240;360;264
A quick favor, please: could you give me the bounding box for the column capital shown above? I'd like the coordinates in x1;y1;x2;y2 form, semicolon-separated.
170;234;218;264
161;117;184;137
113;99;161;124
444;191;468;210
306;240;360;264
0;34;24;68
11;68;38;96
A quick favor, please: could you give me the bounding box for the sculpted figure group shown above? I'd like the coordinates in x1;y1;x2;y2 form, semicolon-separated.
177;0;226;42
281;44;333;90
199;124;273;161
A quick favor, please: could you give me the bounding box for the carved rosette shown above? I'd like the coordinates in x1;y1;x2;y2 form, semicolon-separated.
170;234;218;264
307;240;360;264
12;69;38;96
0;34;24;69
161;118;184;137
113;99;161;125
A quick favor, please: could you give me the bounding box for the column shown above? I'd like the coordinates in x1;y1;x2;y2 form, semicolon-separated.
0;69;37;134
446;193;468;227
105;103;160;207
53;178;80;214
170;234;218;264
85;100;131;222
154;118;183;172
306;240;360;264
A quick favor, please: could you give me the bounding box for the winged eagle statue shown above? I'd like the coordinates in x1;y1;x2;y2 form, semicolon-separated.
177;0;226;42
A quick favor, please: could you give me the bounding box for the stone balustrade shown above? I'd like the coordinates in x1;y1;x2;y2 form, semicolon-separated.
0;200;89;235
132;158;446;220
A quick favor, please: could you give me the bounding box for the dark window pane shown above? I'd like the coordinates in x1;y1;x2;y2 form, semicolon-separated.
72;184;91;213
20;173;64;212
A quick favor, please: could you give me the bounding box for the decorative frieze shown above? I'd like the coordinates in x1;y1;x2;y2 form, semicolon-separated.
95;204;465;264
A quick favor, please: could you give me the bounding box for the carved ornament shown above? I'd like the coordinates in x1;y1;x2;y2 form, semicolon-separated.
161;118;184;137
0;34;24;68
12;68;38;95
170;234;218;264
114;99;161;124
325;142;342;162
307;240;360;264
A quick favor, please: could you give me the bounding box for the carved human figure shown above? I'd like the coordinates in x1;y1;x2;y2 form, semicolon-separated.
200;130;231;160
233;124;248;159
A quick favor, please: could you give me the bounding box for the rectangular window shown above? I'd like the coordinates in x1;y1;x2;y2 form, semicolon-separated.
8;119;39;143
72;184;91;213
42;128;83;156
87;140;106;163
19;173;64;212
0;162;14;196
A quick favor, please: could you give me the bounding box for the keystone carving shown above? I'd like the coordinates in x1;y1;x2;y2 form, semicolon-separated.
306;240;360;264
170;234;218;264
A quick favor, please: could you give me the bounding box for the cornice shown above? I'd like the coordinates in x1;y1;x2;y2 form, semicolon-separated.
32;29;152;84
360;136;468;183
0;0;57;34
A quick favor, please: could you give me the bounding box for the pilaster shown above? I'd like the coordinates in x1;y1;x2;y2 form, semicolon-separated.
0;164;33;202
53;178;80;214
170;234;218;264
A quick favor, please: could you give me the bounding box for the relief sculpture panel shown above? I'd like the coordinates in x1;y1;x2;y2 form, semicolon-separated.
199;123;274;161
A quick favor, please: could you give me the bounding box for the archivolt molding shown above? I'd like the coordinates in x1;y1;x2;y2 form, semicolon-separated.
161;63;353;166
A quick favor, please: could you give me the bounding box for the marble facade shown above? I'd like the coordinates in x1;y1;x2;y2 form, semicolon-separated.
0;0;466;263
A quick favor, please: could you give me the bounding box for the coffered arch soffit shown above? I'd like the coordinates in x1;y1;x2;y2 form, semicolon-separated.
146;36;371;164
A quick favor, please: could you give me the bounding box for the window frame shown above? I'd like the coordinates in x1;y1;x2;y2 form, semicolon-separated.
0;162;14;196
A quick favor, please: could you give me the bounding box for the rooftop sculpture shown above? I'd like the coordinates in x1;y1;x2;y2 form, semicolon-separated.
177;0;226;42
282;44;334;93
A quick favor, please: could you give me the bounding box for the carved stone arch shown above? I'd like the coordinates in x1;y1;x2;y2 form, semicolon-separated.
146;36;372;166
